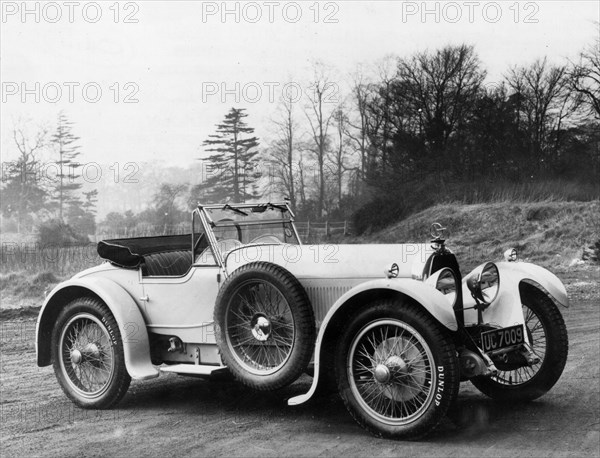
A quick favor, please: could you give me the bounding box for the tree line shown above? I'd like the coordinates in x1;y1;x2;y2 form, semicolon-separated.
187;40;599;227
2;38;598;239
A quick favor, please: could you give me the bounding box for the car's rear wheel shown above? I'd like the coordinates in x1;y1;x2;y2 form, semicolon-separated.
51;297;131;408
214;262;315;390
335;299;459;439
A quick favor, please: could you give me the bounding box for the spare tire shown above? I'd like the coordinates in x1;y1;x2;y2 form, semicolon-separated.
214;262;316;390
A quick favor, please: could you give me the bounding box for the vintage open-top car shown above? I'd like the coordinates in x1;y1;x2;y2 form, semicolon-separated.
36;202;569;439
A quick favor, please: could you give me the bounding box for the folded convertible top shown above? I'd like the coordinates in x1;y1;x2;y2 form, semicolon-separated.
97;234;191;268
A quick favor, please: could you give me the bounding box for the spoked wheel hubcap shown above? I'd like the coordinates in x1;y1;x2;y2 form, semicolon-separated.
225;280;295;375
348;319;436;426
251;314;272;341
59;313;115;399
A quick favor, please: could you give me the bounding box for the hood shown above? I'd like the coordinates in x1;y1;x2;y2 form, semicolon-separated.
224;243;434;279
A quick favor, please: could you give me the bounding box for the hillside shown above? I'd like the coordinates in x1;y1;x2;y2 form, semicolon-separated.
361;200;600;273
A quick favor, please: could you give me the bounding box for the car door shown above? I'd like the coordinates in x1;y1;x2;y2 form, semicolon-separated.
138;210;223;345
139;262;221;344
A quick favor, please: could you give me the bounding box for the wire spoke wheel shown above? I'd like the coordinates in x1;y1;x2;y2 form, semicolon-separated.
470;284;568;402
52;298;130;409
335;300;458;439
226;280;295;375
349;320;435;426
214;262;315;390
491;304;547;386
59;313;116;398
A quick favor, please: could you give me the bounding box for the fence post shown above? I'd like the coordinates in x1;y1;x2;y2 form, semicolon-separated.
325;220;329;237
343;220;347;236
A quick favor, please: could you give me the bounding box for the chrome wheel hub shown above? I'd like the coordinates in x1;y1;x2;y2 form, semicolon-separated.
70;342;101;366
374;356;409;383
251;315;272;341
70;349;82;365
374;364;391;383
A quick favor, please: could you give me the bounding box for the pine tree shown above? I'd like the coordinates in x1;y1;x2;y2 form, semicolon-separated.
201;108;260;203
82;189;98;216
51;112;82;221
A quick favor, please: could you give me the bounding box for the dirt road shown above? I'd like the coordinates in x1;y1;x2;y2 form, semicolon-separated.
1;272;598;457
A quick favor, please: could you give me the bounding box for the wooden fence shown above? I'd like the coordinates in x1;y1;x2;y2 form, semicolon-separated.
294;221;352;241
93;221;352;243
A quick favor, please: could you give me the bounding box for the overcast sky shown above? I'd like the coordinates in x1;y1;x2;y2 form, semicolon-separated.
1;1;598;167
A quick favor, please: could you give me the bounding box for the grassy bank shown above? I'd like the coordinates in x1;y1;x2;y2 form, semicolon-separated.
352;179;599;235
365;200;600;273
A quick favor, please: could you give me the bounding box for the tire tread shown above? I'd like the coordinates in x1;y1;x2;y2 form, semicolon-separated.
471;284;568;401
214;262;316;391
335;299;459;440
52;297;131;409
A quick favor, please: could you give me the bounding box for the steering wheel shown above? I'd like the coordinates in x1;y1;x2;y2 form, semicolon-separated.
250;235;282;244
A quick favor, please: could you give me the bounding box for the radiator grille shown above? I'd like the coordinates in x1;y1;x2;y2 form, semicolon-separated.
305;284;352;326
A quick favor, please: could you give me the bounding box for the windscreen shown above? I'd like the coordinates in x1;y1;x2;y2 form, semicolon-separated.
205;204;299;245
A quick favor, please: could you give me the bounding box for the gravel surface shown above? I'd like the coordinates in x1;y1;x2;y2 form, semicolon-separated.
1;270;598;457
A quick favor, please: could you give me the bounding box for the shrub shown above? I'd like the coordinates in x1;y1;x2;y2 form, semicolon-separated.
352;197;410;235
32;271;59;285
37;219;89;246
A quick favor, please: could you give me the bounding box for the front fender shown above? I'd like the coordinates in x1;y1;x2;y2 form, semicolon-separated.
462;261;568;329
288;278;457;406
500;262;568;307
323;278;459;331
36;276;159;380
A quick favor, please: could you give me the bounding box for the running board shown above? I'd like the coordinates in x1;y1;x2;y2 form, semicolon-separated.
160;364;227;376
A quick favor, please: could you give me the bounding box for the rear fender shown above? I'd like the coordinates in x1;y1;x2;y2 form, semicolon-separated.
36;277;159;380
288;278;457;406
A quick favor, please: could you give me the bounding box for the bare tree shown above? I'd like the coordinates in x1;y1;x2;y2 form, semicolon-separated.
326;107;356;213
396;44;486;172
296;153;308;210
355;56;399;178
507;58;578;173
1;123;49;231
304;62;337;219
570;33;600;118
266;92;300;209
154;183;189;232
344;66;376;184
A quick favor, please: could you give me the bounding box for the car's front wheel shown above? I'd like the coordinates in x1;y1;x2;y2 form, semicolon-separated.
470;284;568;401
51;297;131;409
335;299;459;440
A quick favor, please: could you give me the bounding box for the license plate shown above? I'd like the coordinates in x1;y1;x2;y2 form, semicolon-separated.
481;325;525;352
